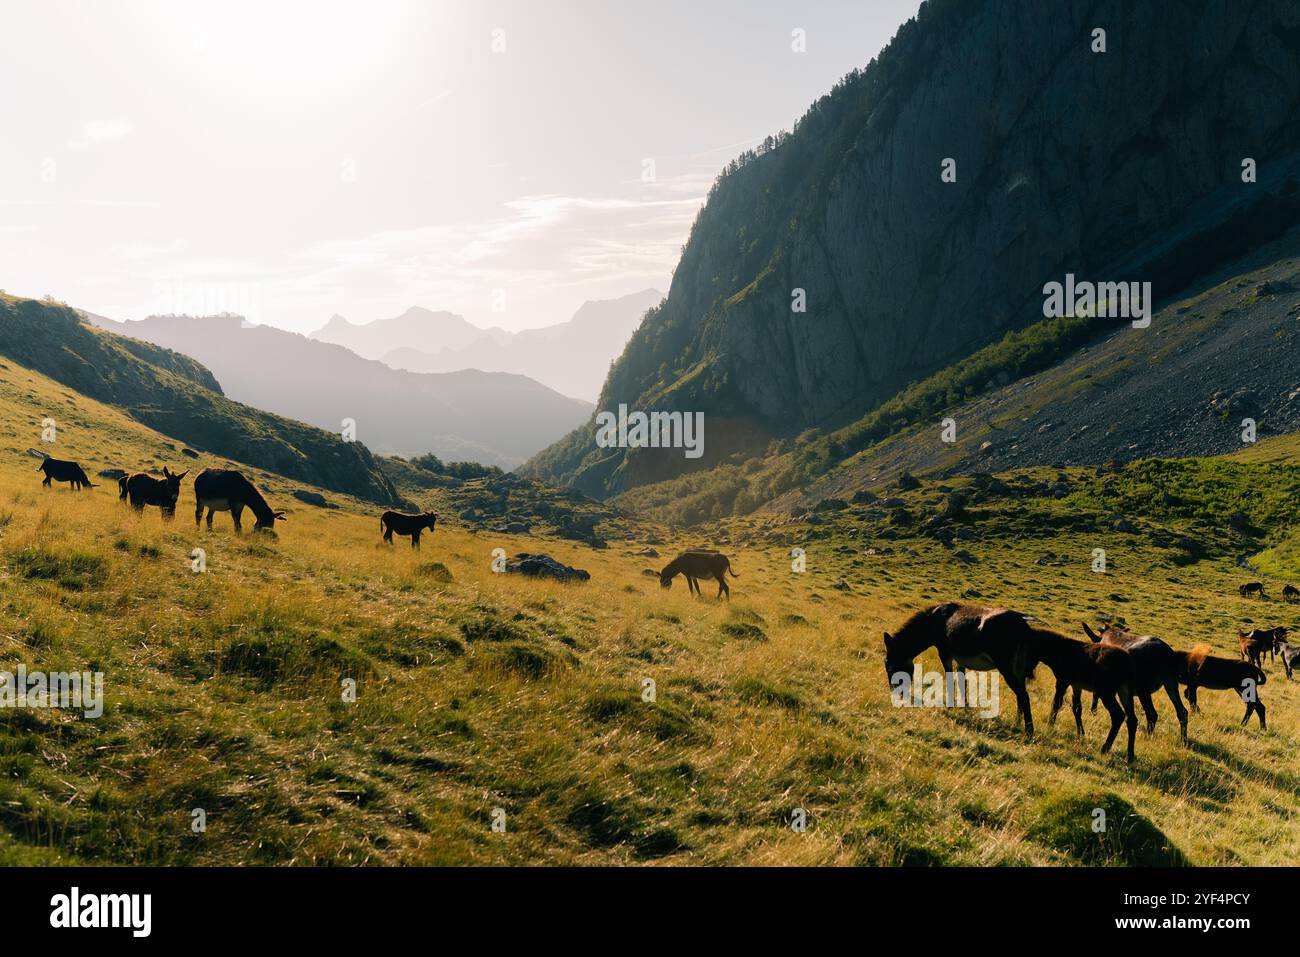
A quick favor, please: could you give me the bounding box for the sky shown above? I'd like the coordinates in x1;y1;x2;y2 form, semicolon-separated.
0;0;920;334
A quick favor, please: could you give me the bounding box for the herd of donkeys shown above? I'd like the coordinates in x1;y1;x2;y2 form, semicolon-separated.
883;601;1298;763
34;455;1298;765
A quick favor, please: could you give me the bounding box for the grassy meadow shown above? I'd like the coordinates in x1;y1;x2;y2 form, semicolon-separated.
0;359;1297;865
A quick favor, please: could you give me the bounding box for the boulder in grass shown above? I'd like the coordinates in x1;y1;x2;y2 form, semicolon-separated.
505;553;590;583
98;468;128;480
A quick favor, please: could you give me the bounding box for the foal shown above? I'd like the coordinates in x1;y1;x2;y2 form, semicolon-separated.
883;603;1037;737
1026;627;1139;762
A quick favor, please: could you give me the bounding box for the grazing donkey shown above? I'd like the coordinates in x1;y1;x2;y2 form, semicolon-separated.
121;468;188;518
1239;582;1267;599
37;457;95;490
1284;584;1299;603
882;603;1037;737
659;549;738;599
1174;645;1267;729
1237;628;1282;668
194;468;285;534
1028;627;1140;762
380;510;438;549
1082;622;1188;742
1277;641;1300;679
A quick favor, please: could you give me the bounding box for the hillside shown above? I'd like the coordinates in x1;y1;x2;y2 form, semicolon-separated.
0;352;1297;865
88;313;594;468
0;295;398;504
527;0;1300;497
381;289;663;402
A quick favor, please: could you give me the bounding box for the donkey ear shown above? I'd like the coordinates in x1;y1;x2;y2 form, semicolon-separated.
178;470;189;480
163;467;172;478
883;631;894;649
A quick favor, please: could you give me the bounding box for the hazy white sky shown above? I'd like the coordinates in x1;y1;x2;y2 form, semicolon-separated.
0;0;919;333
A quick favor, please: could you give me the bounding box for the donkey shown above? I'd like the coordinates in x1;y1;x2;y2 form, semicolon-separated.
1277;641;1300;679
1283;584;1299;603
121;468;188;518
659;549;738;599
1082;622;1188;743
1174;645;1267;729
380;510;438;549
1028;627;1140;762
38;457;95;490
882;603;1037;737
1238;626;1284;666
194;468;285;534
1239;582;1266;599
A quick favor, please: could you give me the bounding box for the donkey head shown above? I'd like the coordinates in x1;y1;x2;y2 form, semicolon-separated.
254;510;288;532
882;631;913;689
425;511;439;531
162;468;189;504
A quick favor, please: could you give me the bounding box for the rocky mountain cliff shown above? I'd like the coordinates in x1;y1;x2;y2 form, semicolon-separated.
526;0;1300;497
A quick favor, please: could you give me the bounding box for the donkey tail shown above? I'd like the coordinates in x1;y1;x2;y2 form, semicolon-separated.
119;476;129;500
727;559;739;578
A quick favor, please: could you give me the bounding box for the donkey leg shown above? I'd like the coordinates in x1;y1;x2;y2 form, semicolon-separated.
716;573;729;600
1121;693;1138;763
196;502;203;527
1071;687;1084;736
1048;680;1067;727
1099;695;1123;755
1005;674;1033;738
1138;692;1157;735
206;508;215;530
1090;693;1099;714
411;530;421;550
231;505;243;535
1164;680;1189;743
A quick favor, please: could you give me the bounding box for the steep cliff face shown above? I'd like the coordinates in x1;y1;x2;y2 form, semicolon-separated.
526;0;1300;496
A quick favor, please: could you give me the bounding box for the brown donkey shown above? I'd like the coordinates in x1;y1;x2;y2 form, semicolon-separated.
1175;646;1267;729
1082;622;1188;743
882;603;1038;737
659;549;738;599
1027;627;1139;762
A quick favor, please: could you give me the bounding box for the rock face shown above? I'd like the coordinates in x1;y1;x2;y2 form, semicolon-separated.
526;0;1300;497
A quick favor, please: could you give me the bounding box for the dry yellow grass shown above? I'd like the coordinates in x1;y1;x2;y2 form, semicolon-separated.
0;359;1295;865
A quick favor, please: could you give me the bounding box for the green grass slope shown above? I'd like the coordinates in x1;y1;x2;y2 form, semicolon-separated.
0;356;1296;865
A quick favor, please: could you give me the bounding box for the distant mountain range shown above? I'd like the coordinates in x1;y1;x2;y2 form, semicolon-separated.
310;289;662;402
85;313;593;469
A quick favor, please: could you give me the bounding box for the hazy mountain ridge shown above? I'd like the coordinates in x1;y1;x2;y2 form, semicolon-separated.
317;289;662;402
526;0;1300;497
311;306;512;359
88;312;593;468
